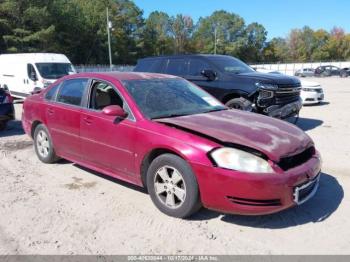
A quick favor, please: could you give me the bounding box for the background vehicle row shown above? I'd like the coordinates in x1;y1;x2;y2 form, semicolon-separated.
134;54;302;120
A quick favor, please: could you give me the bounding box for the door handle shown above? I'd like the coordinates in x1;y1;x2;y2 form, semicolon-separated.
83;117;92;125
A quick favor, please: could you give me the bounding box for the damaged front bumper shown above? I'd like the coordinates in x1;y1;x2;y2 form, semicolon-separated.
264;98;303;119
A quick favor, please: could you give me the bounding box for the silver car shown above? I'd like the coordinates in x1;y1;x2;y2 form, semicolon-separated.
295;68;315;77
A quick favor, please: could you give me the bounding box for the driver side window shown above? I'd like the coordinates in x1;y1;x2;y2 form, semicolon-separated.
89;81;124;110
188;59;212;76
27;64;37;81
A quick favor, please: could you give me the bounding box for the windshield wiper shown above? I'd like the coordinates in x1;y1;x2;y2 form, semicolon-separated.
200;108;227;114
152;113;190;120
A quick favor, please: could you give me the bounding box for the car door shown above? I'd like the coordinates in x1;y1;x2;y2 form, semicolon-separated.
80;79;137;178
45;78;89;160
162;58;188;77
26;64;39;95
331;66;340;76
185;58;222;97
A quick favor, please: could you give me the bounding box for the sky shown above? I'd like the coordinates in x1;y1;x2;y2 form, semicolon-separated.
133;0;350;39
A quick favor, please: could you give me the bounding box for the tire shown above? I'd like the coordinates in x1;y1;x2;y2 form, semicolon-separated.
146;154;202;218
34;124;59;163
225;97;253;111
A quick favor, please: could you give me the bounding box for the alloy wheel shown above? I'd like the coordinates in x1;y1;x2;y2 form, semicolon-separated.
153;166;186;209
36;130;50;158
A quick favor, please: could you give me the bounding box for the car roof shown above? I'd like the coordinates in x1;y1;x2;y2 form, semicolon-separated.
66;72;179;81
138;54;230;61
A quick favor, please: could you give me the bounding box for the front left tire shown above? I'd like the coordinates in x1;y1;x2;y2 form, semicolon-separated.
225;97;253;111
146;154;202;218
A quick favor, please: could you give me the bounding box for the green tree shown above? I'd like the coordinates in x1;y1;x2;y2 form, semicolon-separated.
263;37;289;62
140;11;173;56
311;29;330;61
193;10;246;56
240;22;267;62
0;0;56;53
108;0;144;64
170;14;194;54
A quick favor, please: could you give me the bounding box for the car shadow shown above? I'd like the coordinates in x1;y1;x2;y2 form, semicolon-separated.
303;101;330;107
190;173;343;229
0;120;25;137
296;117;323;131
73;164;147;194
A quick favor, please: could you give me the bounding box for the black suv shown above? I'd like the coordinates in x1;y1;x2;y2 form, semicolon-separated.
134;54;302;119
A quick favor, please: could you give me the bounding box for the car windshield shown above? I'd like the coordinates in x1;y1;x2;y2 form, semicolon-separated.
209;56;254;74
123;78;226;119
35;63;75;79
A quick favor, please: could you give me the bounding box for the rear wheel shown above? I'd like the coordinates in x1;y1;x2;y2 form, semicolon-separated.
225;97;253;111
34;124;59;163
147;154;201;218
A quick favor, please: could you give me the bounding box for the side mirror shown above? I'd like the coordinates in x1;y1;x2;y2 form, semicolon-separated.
102;105;128;122
30;87;43;95
201;69;217;81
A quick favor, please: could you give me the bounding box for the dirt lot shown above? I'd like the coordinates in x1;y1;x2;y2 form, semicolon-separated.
0;77;349;255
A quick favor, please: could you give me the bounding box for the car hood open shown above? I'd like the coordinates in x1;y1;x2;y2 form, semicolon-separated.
156;110;313;162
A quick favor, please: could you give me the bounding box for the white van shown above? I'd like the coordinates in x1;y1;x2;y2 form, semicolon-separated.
0;53;75;98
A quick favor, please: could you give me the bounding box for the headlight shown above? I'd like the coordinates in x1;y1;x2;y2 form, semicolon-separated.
211;147;274;173
256;82;278;90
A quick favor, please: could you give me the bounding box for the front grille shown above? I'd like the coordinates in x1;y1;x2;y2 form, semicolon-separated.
278;83;301;89
274;83;301;105
257;83;301;108
227;196;281;206
278;146;315;171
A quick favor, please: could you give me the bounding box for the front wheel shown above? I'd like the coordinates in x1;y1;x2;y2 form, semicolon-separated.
225;97;253;111
34;124;59;163
147;154;202;218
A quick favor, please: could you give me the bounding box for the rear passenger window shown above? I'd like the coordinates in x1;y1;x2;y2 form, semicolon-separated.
135;59;163;72
57;79;88;106
188;59;212;76
164;59;187;76
45;84;60;101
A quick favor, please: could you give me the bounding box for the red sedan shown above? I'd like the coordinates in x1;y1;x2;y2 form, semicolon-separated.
22;72;321;218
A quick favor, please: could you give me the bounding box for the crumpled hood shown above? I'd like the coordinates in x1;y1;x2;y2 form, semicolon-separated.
156;110;313;162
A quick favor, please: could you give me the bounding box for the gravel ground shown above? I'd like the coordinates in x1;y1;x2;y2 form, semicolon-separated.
0;77;349;255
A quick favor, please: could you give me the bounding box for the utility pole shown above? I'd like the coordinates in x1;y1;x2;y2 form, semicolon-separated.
106;7;113;69
214;27;217;55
